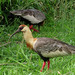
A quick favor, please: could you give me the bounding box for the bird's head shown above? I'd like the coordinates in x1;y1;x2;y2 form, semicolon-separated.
9;24;29;39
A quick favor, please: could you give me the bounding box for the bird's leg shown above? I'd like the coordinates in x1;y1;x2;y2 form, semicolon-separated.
31;28;39;32
47;60;50;70
40;61;46;72
38;21;44;31
38;25;40;31
29;25;39;32
29;25;33;30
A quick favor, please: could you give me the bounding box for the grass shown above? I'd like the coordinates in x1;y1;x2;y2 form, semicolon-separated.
0;0;75;75
0;19;75;75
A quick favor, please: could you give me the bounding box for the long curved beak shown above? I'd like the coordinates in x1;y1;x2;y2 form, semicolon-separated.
9;28;21;39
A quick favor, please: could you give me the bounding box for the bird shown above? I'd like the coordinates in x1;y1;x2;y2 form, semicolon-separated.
10;9;46;32
9;24;75;72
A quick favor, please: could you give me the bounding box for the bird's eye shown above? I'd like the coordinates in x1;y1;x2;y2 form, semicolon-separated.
19;27;23;30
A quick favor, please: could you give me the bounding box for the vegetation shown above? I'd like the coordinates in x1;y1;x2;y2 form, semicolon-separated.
0;0;75;75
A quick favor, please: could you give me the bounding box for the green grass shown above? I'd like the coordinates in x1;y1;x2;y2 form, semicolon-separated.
0;19;75;75
0;0;75;75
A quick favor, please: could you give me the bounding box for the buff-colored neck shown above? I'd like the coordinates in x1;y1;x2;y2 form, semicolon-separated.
22;28;35;46
21;26;37;49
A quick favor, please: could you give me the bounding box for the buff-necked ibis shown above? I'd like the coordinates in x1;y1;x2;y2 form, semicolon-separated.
10;9;46;32
10;24;75;72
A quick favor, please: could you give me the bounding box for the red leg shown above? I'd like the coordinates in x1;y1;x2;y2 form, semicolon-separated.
47;60;50;70
29;25;39;32
29;25;33;30
31;28;39;32
40;61;46;72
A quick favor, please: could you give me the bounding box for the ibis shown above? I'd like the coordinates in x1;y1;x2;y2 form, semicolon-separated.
10;24;75;72
10;9;46;32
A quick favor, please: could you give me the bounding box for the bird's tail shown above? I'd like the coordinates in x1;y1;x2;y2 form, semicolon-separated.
68;45;75;54
10;10;22;16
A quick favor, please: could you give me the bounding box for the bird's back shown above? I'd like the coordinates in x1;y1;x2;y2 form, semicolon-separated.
10;9;46;24
33;37;75;58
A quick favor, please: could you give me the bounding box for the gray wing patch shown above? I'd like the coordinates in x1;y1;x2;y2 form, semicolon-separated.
33;38;64;53
33;10;46;21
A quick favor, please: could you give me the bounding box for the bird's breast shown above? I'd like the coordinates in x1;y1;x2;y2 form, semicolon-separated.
26;38;38;49
26;43;33;49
